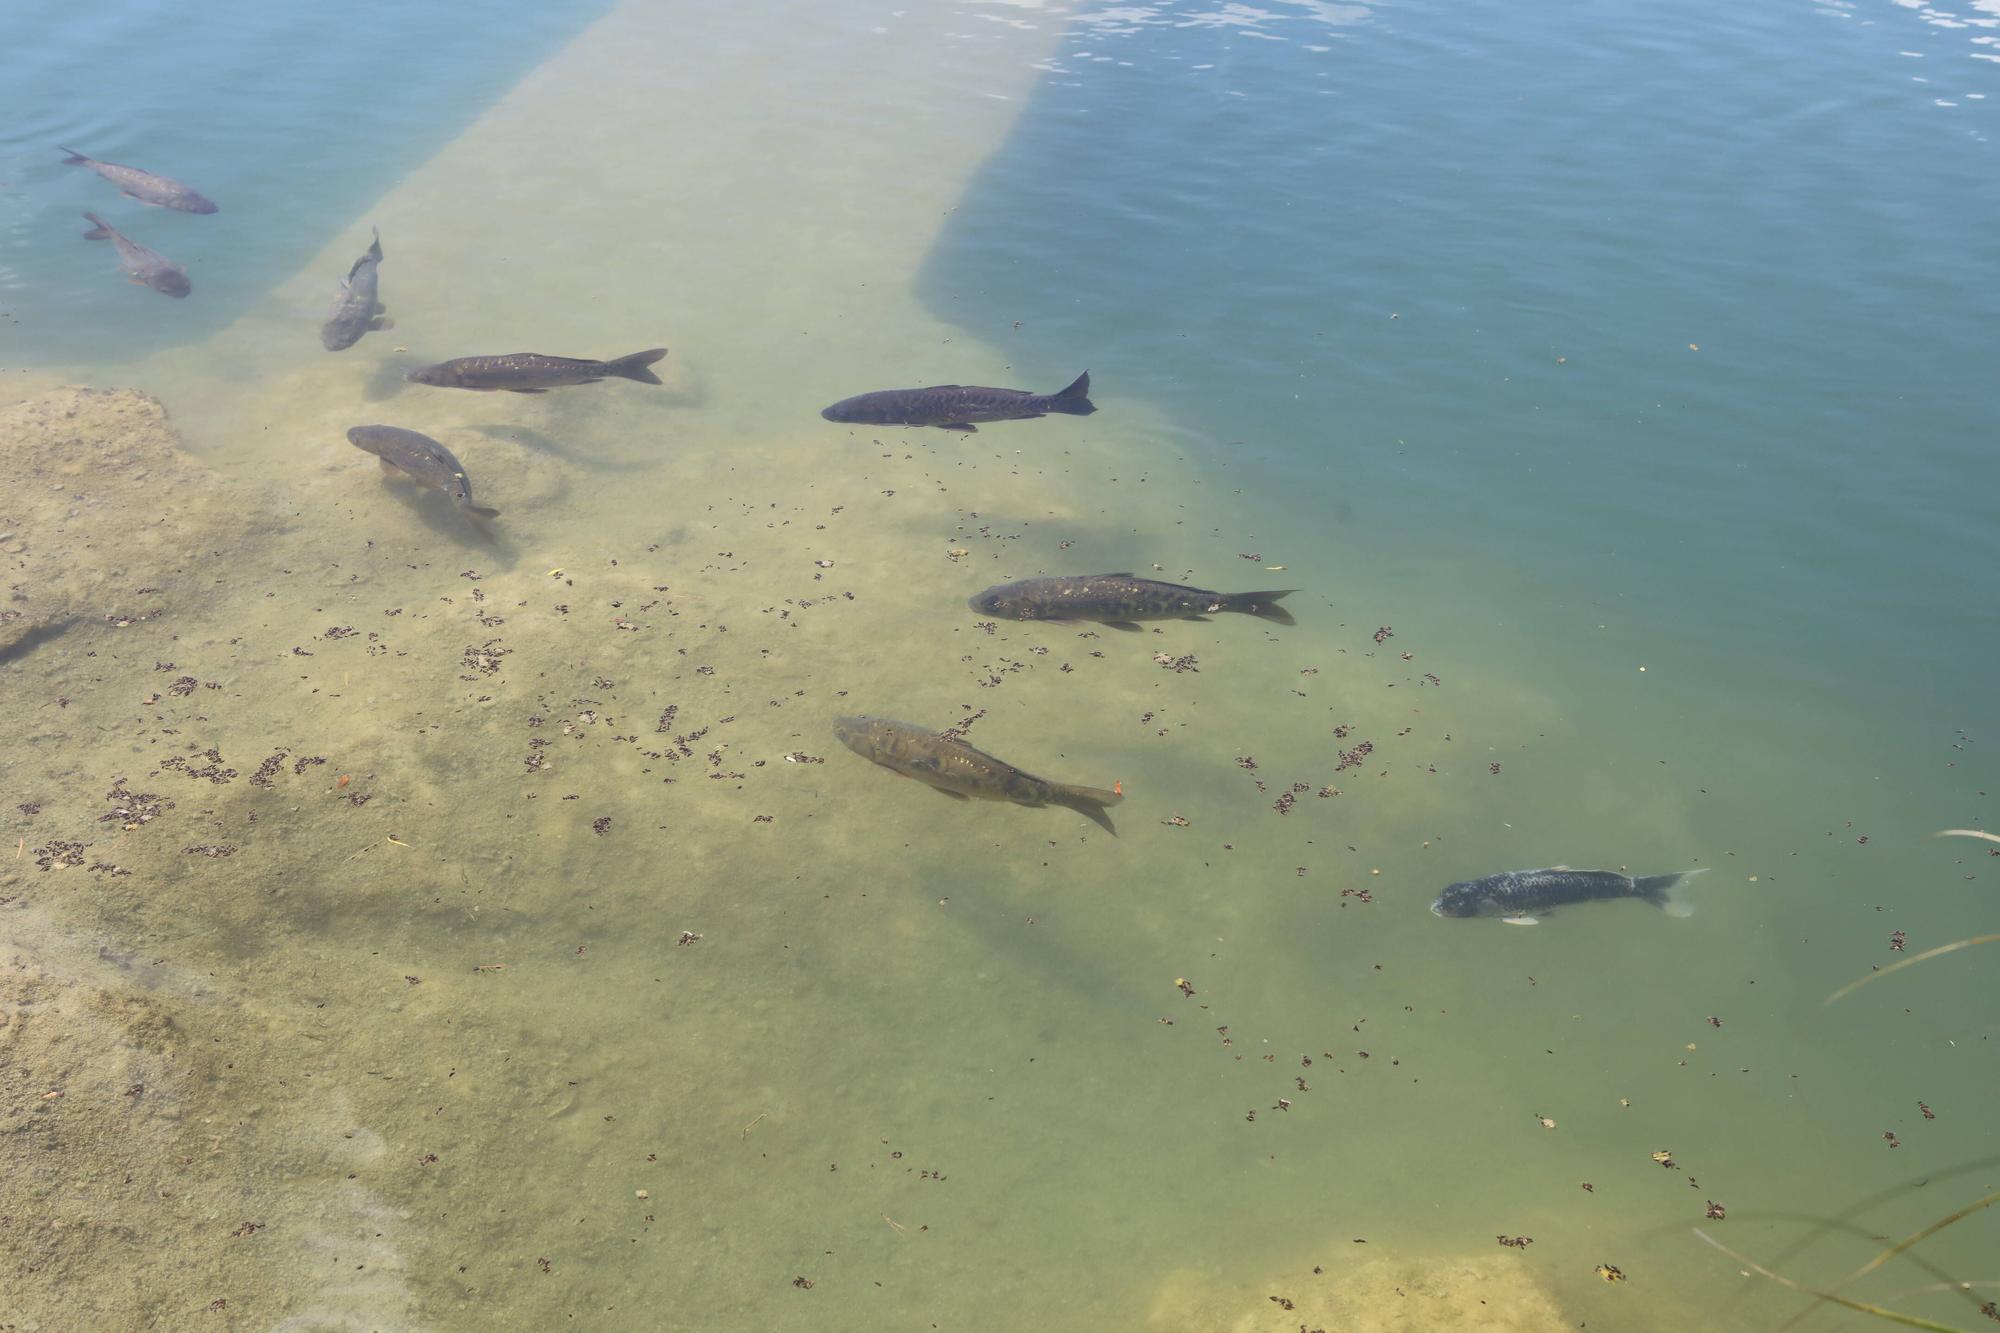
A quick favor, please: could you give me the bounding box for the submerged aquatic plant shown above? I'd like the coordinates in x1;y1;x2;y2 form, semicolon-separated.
1710;829;2000;1330
1825;831;2000;1005
1694;1229;1986;1333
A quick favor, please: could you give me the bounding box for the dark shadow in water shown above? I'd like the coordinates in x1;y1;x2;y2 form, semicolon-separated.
373;476;515;562
0;618;78;667
647;360;709;413
357;351;427;404
467;422;653;473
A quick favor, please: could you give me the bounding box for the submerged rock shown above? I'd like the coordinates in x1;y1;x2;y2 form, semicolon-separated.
0;387;263;664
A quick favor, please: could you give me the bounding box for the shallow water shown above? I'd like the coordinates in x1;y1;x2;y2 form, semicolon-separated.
3;0;1998;1329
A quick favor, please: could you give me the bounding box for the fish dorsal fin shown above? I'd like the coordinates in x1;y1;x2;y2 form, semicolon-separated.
1098;572;1138;579
919;384;966;391
1550;864;1572;871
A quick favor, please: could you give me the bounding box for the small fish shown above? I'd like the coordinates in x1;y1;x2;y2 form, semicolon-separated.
81;213;189;298
832;715;1121;834
970;573;1296;630
59;146;217;213
1430;867;1707;925
321;228;390;352
346;425;498;519
406;348;667;393
821;370;1095;432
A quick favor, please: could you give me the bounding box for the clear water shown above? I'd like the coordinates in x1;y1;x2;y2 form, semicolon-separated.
3;0;1997;1329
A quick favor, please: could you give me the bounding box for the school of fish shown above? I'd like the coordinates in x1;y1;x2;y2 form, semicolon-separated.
49;138;1709;909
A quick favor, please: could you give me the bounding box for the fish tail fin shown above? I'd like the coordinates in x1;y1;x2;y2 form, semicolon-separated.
1052;782;1122;835
1223;589;1298;625
59;146;89;165
1050;370;1096;416
608;348;668;385
1637;868;1707;918
81;212;109;240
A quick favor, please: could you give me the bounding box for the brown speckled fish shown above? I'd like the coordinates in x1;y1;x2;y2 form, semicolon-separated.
60;146;217;212
321;228;390;352
346;425;498;519
832;715;1121;834
406;349;666;393
970;573;1296;630
81;213;189;298
821;371;1094;432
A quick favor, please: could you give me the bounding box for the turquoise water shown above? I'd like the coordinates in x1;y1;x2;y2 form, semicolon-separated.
2;0;1997;1329
3;0;611;360
930;0;2000;735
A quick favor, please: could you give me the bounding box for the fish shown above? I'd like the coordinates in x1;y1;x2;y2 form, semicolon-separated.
59;146;217;213
820;370;1095;432
1430;867;1707;925
405;348;667;393
970;574;1297;630
831;715;1122;834
81;213;189;298
345;425;499;519
321;227;390;352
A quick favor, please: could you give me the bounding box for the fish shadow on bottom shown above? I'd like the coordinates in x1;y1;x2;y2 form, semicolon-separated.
372;478;513;556
0;618;79;667
638;367;706;413
468;423;654;473
359;353;429;404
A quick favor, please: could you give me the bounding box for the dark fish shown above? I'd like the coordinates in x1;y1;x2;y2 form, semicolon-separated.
832;715;1122;834
1430;867;1706;925
406;348;667;393
59;146;217;213
346;425;499;519
81;212;189;298
821;370;1095;432
970;573;1296;630
321;228;390;352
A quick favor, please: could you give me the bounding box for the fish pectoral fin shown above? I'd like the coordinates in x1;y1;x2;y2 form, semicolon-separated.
369;316;395;331
1500;915;1541;926
1184;615;1212;622
1100;621;1144;632
936;423;978;433
372;301;387;314
920;783;971;800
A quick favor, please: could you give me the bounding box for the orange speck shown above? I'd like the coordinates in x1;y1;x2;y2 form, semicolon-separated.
336;774;351;788
1113;780;1124;796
